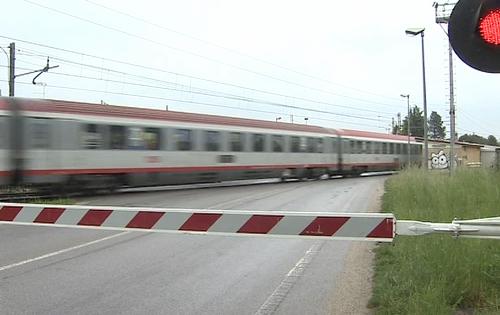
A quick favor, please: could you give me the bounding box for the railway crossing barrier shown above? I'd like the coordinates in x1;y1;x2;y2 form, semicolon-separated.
0;203;498;241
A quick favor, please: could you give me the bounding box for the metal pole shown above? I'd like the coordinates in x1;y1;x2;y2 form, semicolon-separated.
421;33;429;170
407;96;411;166
8;42;15;97
448;41;455;173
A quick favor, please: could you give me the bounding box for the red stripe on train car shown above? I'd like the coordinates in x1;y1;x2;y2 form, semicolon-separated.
179;213;222;232
237;215;284;234
20;163;342;176
78;210;113;226
126;211;164;229
300;217;350;236
34;208;66;224
0;206;23;221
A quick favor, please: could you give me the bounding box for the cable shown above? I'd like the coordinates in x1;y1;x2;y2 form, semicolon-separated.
3;64;390;124
5;35;405;110
15;2;404;107
82;0;403;102
2;78;387;130
15;48;397;116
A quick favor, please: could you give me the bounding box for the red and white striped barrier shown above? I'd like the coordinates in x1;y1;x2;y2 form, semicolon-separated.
0;203;395;242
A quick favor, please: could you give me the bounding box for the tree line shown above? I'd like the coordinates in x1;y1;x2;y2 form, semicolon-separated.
391;105;498;146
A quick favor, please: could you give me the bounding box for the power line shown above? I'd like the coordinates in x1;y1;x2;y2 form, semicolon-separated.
15;47;396;117
17;2;404;107
81;0;403;102
3;78;386;130
3;35;404;110
3;64;390;124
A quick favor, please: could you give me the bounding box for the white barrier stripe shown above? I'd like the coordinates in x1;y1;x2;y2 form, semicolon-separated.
0;203;396;241
13;206;44;223
269;216;316;235
152;212;192;230
55;208;89;225
208;213;252;233
334;217;385;238
102;210;138;228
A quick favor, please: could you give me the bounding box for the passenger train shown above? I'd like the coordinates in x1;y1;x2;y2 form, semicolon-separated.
0;97;422;190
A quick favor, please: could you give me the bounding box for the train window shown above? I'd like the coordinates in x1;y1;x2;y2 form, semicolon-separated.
350;140;356;154
317;138;323;153
128;127;144;149
205;131;220;151
291;136;301;152
307;137;316;153
366;141;372;154
382;142;388;154
110;125;126;149
253;134;265;152
389;143;394;154
331;137;338;153
272;135;284;152
176;129;192;151
343;139;350;154
395;143;401;154
82;123;103;149
144;128;160;150
357;141;363;154
229;132;244;151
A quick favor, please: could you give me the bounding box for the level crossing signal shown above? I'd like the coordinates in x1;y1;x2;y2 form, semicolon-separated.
448;0;500;73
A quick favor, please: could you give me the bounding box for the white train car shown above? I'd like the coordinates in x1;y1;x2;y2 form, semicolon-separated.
0;97;422;190
0;97;342;189
336;129;421;175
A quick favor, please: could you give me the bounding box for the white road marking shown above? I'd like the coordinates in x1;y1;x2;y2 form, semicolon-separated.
0;231;130;272
255;242;324;315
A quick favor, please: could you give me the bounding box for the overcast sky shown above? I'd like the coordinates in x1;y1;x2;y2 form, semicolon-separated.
2;0;500;137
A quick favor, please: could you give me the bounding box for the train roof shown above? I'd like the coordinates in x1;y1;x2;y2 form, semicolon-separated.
1;97;416;142
336;129;418;142
0;97;335;135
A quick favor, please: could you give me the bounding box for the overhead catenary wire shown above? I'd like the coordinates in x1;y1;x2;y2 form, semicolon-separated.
2;78;388;130
14;51;396;120
4;35;404;110
1;66;389;125
81;0;403;103
10;2;404;108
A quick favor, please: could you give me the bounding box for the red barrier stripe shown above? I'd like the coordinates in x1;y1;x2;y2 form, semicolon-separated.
300;217;349;236
179;213;222;231
0;206;23;221
78;210;113;226
237;215;284;234
126;211;164;229
34;208;66;224
367;218;394;238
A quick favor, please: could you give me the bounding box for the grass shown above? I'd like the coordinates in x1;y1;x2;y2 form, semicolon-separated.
370;168;500;315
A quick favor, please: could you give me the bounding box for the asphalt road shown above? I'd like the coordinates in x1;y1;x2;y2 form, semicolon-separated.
0;176;388;315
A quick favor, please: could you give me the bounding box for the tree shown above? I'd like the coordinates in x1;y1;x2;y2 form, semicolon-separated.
400;105;424;137
487;135;498;146
428;111;446;139
459;133;488;144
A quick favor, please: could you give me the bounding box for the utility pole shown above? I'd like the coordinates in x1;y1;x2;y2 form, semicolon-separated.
448;41;456;172
7;42;59;98
9;42;15;97
434;1;457;173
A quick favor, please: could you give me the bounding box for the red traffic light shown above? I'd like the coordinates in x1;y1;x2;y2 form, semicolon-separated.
479;9;500;45
449;0;500;73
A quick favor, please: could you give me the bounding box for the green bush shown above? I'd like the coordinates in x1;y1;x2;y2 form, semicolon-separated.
370;168;500;314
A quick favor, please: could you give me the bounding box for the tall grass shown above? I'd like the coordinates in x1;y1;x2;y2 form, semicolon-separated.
370;168;500;314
